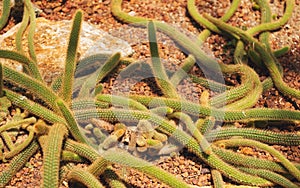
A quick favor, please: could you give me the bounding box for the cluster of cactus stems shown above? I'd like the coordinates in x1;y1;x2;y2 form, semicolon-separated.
0;0;299;187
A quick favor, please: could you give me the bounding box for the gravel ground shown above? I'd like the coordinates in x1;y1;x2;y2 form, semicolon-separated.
0;0;300;187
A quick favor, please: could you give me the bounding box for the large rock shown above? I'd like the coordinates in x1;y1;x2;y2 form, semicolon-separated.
0;17;133;82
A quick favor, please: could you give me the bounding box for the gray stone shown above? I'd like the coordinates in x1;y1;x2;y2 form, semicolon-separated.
0;17;133;73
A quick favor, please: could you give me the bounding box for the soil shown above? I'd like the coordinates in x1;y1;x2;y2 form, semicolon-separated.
0;0;299;187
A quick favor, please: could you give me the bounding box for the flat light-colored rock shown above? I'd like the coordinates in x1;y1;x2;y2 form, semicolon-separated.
0;17;133;82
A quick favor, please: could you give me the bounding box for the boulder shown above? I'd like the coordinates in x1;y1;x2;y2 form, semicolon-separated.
0;17;133;82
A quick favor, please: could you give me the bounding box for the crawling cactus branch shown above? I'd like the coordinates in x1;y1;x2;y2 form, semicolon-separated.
65;167;106;188
148;21;178;98
214;138;300;181
61;10;82;104
0;140;39;187
0;0;298;187
204;14;300;100
41;123;68;188
0;0;11;30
